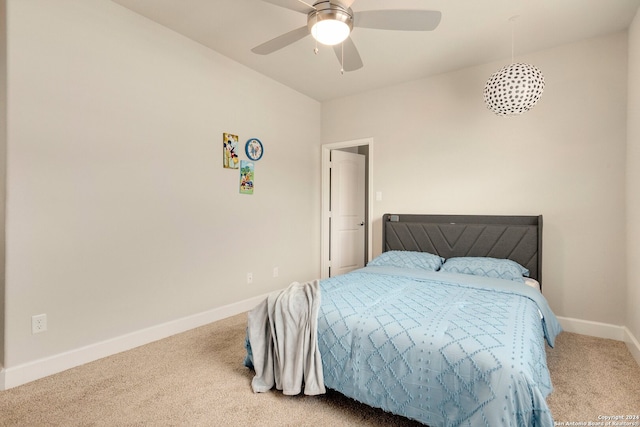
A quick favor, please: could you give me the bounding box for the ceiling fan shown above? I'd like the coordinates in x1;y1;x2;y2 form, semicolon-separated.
252;0;442;72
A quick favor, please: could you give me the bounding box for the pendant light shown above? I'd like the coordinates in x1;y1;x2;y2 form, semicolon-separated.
483;16;544;116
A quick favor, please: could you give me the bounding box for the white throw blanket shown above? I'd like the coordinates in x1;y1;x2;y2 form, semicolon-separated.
247;280;325;396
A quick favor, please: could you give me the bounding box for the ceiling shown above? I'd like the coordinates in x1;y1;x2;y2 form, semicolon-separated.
111;0;640;102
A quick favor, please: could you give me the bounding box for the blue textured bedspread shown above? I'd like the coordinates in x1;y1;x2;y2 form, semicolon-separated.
317;266;562;427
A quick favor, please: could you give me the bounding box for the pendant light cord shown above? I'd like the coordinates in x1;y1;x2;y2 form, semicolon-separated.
511;22;514;63
509;15;519;64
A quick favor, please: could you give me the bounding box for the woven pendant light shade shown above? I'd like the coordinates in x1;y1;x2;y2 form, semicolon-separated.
483;62;545;116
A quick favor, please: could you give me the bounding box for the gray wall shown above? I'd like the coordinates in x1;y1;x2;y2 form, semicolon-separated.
627;9;640;351
3;0;638;383
0;0;6;370
322;32;629;327
4;0;321;369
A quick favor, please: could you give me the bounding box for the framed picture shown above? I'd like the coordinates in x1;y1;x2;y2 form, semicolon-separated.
239;160;254;195
223;133;239;169
245;138;264;161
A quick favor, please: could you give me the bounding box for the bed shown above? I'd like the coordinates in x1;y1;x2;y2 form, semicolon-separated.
246;214;562;427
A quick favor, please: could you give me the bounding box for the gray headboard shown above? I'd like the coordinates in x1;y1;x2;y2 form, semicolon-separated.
382;214;543;286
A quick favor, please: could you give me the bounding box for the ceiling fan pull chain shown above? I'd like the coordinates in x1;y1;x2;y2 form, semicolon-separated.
314;13;319;54
340;42;344;74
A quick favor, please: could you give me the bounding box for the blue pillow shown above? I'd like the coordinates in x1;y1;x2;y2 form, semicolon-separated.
368;250;444;271
441;257;529;283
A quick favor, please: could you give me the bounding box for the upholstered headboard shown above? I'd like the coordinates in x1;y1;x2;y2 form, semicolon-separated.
382;214;543;286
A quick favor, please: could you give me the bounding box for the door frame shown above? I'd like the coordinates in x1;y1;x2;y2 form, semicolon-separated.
321;138;373;279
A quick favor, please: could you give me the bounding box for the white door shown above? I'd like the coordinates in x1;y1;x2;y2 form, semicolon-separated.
330;150;365;277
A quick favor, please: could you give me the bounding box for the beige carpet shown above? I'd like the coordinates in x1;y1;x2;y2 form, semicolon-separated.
1;313;639;426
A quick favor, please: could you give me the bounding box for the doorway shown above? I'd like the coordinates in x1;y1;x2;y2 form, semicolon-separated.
321;138;373;279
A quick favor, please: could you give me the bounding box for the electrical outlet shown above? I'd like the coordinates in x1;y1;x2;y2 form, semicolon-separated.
32;314;47;334
273;267;279;278
247;272;253;284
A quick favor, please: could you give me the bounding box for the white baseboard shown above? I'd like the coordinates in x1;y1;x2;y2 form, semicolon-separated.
4;308;638;391
1;294;268;391
556;316;640;366
556;316;626;341
624;327;640;367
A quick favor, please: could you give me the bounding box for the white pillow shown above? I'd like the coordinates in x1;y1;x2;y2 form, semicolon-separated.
523;277;541;291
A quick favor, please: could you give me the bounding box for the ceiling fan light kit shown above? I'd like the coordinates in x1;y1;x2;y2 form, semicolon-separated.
308;3;353;46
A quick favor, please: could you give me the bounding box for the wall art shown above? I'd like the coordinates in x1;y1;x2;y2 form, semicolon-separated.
223;133;239;169
239;160;254;195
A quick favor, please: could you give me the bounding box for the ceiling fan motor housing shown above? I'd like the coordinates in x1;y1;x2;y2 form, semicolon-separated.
307;1;354;45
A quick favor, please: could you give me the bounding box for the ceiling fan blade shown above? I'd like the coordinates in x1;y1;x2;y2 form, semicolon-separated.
252;26;309;55
335;0;356;8
259;0;315;14
333;37;363;72
354;10;442;31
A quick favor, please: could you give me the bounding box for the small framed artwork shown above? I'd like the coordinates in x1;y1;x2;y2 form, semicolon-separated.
223;133;239;169
239;160;254;195
245;138;264;161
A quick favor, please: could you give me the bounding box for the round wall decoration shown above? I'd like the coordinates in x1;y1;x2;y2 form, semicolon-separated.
245;138;264;161
483;63;545;116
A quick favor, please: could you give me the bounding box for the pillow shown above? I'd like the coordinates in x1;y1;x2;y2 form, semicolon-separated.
524;277;541;291
368;250;444;271
441;257;529;283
